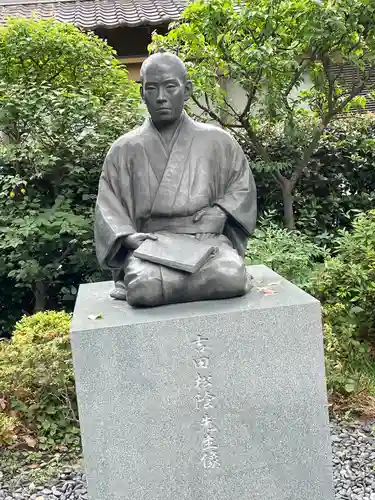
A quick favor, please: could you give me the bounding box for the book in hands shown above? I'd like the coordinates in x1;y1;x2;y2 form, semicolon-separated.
133;233;217;273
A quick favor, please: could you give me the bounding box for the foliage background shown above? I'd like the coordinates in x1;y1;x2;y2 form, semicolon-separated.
0;18;142;336
248;114;375;246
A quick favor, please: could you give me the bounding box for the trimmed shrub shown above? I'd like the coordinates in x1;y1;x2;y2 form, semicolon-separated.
0;311;77;449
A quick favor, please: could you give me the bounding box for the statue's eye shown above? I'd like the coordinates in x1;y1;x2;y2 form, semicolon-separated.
166;84;176;89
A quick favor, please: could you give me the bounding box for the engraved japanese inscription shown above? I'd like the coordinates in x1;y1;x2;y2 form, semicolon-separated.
192;334;221;469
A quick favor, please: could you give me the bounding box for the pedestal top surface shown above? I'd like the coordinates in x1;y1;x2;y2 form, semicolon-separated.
71;265;318;332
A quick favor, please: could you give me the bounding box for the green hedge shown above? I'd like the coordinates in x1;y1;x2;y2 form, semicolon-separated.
0;311;78;449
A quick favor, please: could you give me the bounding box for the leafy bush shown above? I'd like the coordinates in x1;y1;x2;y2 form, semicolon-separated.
246;216;326;288
311;210;375;334
248;113;375;245
0;18;142;335
322;304;375;397
0;311;77;449
309;210;375;395
0;17;134;95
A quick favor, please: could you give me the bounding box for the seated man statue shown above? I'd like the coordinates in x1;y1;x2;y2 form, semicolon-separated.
94;52;257;307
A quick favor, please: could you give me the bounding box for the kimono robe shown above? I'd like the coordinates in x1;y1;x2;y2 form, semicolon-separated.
94;112;257;306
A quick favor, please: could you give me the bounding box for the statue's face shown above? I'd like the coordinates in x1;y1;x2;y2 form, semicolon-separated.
141;62;192;127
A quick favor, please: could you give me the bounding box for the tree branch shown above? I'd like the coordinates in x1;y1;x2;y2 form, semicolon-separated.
239;67;264;121
43;63;71;84
55;241;75;265
218;37;254;82
292;54;372;187
283;55;314;99
191;94;225;125
289;120;327;189
322;56;335;115
336;78;367;112
222;94;240;120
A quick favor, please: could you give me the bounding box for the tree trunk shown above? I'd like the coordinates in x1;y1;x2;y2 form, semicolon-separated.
34;280;46;312
281;181;295;230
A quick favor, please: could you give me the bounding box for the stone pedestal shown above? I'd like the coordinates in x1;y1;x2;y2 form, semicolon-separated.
70;265;334;500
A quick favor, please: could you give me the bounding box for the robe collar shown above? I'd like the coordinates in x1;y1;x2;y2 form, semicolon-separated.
149;113;185;155
141;111;195;183
141;111;196;213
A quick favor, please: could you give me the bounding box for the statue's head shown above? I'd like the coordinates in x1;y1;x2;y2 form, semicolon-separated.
140;52;192;127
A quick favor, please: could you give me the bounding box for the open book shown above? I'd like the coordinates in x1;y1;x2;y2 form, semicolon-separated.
133;233;217;273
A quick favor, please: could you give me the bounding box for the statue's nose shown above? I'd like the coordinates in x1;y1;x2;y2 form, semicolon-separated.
156;89;167;103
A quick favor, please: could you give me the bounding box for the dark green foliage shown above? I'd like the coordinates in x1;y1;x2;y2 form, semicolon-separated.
246;215;327;288
248;114;375;247
0;18;142;335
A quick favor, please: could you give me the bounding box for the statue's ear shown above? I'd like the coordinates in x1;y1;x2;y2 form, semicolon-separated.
184;80;193;102
140;85;144;101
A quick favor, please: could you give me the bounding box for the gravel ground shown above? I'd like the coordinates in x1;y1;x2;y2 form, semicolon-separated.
331;419;375;500
0;419;374;500
0;472;88;500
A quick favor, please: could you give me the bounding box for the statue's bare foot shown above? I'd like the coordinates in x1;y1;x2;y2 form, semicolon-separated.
110;282;127;301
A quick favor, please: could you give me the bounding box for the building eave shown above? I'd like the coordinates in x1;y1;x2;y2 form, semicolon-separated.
0;0;186;29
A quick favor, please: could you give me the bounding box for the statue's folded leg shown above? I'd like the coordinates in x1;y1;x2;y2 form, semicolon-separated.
176;237;249;303
121;256;165;306
121;234;250;307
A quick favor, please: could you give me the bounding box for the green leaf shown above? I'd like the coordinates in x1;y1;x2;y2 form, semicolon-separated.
344;382;356;393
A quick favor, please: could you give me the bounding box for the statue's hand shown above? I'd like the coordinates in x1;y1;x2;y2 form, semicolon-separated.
193;205;226;222
123;232;158;250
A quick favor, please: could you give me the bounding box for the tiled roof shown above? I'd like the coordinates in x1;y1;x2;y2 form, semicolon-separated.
0;0;186;29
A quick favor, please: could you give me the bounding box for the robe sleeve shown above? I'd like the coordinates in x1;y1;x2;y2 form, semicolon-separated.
94;145;136;269
214;140;257;258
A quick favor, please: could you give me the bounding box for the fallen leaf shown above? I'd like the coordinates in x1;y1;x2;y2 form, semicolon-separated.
56;444;68;451
256;286;277;295
88;313;103;320
263;288;277;295
24;435;37;448
28;463;40;469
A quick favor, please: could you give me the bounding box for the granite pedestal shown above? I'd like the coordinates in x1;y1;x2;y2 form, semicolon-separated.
70;265;334;500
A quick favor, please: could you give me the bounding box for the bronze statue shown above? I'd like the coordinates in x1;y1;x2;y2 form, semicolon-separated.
94;52;257;306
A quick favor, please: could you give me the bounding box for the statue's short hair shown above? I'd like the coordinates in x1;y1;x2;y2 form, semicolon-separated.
140;52;188;84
